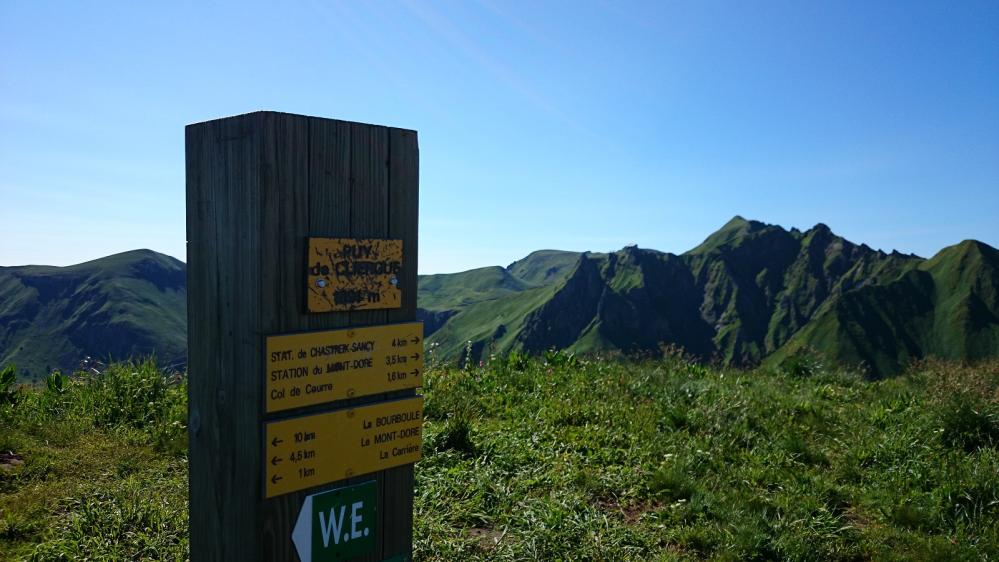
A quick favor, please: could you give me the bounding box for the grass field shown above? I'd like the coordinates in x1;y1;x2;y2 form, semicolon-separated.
1;354;997;560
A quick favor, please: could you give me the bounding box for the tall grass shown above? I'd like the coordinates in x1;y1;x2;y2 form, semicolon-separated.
1;356;998;560
0;361;188;561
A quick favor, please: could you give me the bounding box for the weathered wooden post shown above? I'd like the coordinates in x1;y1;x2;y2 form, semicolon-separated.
186;111;420;561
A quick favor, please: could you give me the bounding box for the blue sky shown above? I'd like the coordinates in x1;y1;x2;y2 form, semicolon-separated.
1;1;996;273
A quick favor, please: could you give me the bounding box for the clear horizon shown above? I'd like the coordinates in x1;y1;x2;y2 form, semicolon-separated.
2;1;997;274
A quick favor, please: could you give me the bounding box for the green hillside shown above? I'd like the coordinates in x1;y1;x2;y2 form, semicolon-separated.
505;249;584;286
416;250;593;339
2;358;998;559
424;217;996;376
0;250;186;382
2;218;994;381
775;240;999;376
418;266;531;312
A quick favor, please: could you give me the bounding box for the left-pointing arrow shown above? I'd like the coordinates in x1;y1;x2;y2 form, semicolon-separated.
271;437;283;447
271;474;283;484
271;456;282;466
292;495;313;562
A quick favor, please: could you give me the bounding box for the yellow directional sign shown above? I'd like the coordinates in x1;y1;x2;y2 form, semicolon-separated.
265;396;423;498
307;238;403;312
266;322;423;413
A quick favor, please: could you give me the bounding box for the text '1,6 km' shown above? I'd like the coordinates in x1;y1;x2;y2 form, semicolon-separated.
266;322;423;413
265;396;423;498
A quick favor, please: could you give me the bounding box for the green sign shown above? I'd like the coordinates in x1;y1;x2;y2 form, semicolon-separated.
293;480;377;561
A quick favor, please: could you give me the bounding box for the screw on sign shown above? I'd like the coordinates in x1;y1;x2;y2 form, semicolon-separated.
293;481;377;562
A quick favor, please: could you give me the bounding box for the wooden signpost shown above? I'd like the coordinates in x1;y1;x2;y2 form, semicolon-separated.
186;112;419;561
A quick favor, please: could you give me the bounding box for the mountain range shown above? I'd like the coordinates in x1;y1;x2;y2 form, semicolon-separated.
419;217;998;376
2;217;996;381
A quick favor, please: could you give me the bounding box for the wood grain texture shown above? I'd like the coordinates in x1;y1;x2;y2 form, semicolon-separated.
259;111;311;560
187;113;264;561
382;126;420;559
187;112;419;562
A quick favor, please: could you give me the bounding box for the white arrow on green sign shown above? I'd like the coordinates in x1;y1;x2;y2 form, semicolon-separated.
293;480;377;562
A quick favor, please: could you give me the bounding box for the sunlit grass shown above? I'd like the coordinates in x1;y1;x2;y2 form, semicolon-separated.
1;356;997;560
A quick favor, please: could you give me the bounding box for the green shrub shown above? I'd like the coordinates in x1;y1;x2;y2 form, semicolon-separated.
778;351;823;379
43;371;65;395
505;351;530;372
428;413;476;456
0;364;19;406
646;465;695;502
938;394;999;452
542;348;577;368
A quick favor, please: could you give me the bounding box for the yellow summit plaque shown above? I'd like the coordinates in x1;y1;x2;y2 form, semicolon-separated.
264;396;423;498
266;322;423;413
308;238;403;312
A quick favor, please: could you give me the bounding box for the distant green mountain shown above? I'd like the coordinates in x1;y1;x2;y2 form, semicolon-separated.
4;219;995;381
772;240;999;375
0;250;186;382
506;250;588;286
421;217;997;376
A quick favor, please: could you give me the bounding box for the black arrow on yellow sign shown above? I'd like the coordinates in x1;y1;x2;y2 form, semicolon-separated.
271;474;282;485
410;336;421;344
410;369;420;376
271;437;283;447
271;456;283;466
410;352;420;360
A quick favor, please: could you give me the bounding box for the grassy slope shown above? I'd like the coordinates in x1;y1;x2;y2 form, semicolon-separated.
0;250;186;383
773;240;999;376
418;267;531;312
506;250;584;286
0;361;188;560
417;250;587;314
427;284;562;361
2;358;998;560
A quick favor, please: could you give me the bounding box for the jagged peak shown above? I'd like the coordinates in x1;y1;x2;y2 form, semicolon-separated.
618;244;643;256
559;251;605;285
955;239;995;253
802;223;838;247
724;215;749;228
686;216;777;255
724;215;773;233
920;238;997;280
928;239;996;263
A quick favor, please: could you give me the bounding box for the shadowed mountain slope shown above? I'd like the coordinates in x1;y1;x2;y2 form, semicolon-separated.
0;250;186;382
772;240;999;375
423;218;995;376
